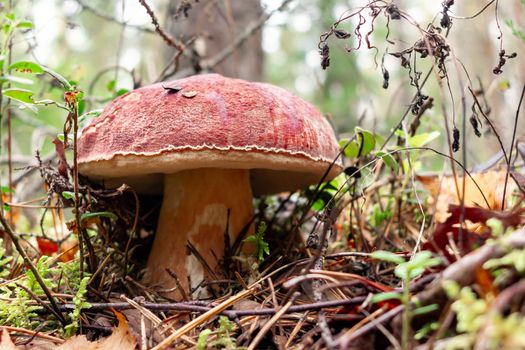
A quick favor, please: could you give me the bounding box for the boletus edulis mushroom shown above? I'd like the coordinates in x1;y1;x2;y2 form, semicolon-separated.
78;74;342;298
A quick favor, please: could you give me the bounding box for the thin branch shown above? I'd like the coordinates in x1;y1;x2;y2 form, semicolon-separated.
502;83;525;209
203;0;293;70
137;0;184;51
449;0;497;20
75;0;154;33
162;0;294;80
337;305;405;347
43;295;367;318
248;295;296;350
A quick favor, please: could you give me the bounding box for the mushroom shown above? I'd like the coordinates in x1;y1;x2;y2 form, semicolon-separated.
78;74;342;297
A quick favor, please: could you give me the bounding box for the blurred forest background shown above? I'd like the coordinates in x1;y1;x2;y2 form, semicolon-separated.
2;1;525;347
3;0;525;185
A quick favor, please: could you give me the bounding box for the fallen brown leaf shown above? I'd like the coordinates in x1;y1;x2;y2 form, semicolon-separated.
423;204;525;261
63;311;136;350
1;312;136;350
417;170;516;223
0;330;17;350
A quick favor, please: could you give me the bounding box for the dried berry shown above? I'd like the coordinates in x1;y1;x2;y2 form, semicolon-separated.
440;12;451;28
493;49;517;75
320;43;330;70
382;68;390;89
452;127;460;152
386;4;401;20
344;166;361;178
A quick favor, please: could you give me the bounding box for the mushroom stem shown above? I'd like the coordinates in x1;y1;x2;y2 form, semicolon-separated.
145;168;254;298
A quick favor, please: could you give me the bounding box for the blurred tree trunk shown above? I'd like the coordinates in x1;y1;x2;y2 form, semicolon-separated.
167;0;263;81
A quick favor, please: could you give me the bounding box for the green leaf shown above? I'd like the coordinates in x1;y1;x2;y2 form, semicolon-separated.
375;150;399;172
409;251;441;269
340;138;358;158
370;291;402;303
0;75;34;85
412;304;439;316
356;167;375;193
16;20;33;29
4;13;16;22
197;329;212;350
355;127;376;156
106;80;116;92
312;198;326;212
3;88;34;103
17;102;38;113
1;186;14;194
62;191;84;200
116;88;129;96
78;109;102;124
443;280;460;298
80;211;118;222
394;129;407;140
374;133;385;147
41;66;72;90
244;222;270;262
75;90;85;101
371;250;405;264
2;23;10;34
343;141;360;158
395;251;441;280
408;131;440;148
62;192;74;200
36;99;58;106
78;99;86;115
9;61;44;74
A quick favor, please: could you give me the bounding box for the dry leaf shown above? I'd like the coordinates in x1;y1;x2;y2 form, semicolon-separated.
423;204;524;262
417;170;516;223
55;335;92;350
59;238;78;263
2;193;20;226
0;330;17;350
53;311;136;350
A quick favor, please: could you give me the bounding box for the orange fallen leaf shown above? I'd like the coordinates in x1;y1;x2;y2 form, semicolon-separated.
2;193;19;227
0;311;137;350
417;169;516;223
0;329;17;350
56;311;136;350
58;238;78;263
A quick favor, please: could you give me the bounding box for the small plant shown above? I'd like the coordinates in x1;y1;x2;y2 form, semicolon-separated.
244;221;270;262
444;281;525;349
0;285;41;328
372;250;441;348
0;252;90;332
369;197;394;227
0;256;57;329
64;276;91;336
25;256;57;294
197;316;246;350
0;239;12;278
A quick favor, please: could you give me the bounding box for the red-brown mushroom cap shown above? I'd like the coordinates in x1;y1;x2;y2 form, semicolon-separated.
78;74;342;195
